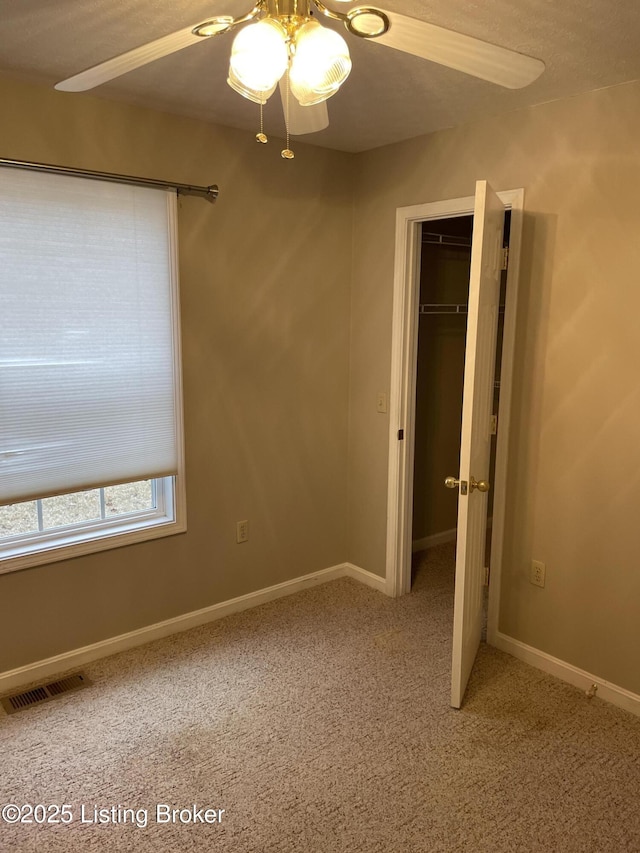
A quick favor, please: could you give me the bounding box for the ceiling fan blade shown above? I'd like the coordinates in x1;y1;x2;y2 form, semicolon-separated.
371;10;544;89
55;24;207;92
278;81;329;135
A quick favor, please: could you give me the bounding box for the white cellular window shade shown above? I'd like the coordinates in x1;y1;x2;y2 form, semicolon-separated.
0;168;180;506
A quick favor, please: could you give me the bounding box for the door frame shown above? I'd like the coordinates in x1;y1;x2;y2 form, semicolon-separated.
384;188;524;646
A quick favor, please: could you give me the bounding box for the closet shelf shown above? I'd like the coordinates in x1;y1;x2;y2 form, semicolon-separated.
419;303;468;314
419;303;505;315
422;232;471;249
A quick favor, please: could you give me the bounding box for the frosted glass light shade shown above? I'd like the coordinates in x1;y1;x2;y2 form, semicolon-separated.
289;21;351;106
228;19;288;101
227;67;278;104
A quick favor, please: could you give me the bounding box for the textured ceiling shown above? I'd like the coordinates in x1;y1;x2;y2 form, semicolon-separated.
1;0;640;152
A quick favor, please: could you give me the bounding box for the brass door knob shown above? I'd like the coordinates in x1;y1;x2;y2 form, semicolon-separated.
445;475;490;494
470;477;490;493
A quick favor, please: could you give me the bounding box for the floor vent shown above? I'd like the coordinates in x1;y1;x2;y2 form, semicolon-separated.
1;673;92;715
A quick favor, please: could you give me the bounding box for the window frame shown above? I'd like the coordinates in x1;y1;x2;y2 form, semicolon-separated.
0;475;185;574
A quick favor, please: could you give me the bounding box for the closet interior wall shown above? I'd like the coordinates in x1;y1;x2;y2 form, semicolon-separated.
412;214;509;557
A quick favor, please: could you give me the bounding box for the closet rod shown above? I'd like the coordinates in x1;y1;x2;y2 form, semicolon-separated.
0;157;219;203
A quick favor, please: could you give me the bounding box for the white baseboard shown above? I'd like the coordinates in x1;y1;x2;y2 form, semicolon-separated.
492;631;640;718
412;528;457;553
0;562;386;695
342;562;388;594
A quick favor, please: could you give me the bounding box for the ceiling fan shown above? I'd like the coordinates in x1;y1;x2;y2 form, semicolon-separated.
55;0;545;157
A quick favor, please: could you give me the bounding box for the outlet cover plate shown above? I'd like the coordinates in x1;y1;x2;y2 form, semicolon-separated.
530;560;545;587
236;520;249;544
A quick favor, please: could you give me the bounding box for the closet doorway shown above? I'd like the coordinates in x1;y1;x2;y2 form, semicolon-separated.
385;185;525;707
412;211;509;565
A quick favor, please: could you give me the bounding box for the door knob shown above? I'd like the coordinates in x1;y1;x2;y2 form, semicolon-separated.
444;475;490;494
445;476;467;495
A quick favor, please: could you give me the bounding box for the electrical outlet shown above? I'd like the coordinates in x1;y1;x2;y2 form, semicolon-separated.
530;560;545;588
236;520;249;544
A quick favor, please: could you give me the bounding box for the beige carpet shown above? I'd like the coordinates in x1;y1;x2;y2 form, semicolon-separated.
1;543;639;852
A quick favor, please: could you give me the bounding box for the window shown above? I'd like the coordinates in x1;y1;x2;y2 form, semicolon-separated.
0;167;185;574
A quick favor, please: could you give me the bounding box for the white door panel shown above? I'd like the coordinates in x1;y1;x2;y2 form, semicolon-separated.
450;180;505;709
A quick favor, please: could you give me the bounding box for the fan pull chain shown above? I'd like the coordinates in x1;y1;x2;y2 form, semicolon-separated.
281;68;294;160
256;98;268;144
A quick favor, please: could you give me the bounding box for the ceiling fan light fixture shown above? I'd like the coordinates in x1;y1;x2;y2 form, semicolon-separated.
193;16;235;38
289;20;351;105
53;0;546;158
346;8;390;39
228;18;289;99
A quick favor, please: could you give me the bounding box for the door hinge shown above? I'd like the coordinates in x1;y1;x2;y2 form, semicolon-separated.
484;566;490;586
490;414;498;435
398;429;404;441
501;247;509;271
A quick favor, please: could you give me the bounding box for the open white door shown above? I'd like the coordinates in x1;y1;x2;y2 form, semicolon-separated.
450;180;505;708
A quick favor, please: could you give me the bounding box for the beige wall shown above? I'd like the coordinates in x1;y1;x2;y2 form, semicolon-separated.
347;80;640;695
2;72;639;699
0;74;354;671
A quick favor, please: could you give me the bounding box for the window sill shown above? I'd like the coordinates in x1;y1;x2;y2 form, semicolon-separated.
0;513;186;575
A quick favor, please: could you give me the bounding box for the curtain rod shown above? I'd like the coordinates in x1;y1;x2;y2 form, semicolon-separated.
0;157;219;204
